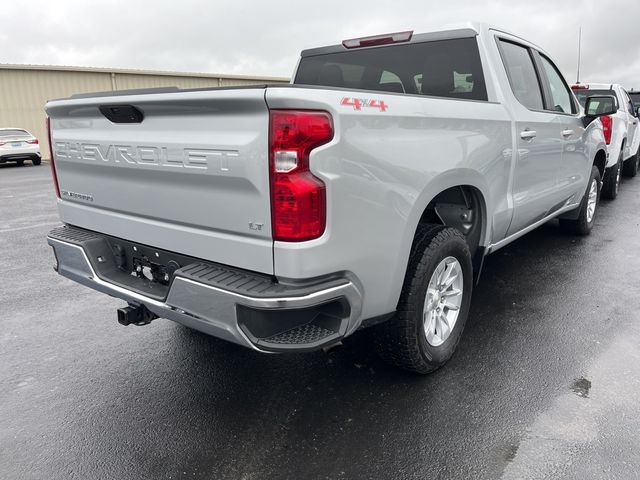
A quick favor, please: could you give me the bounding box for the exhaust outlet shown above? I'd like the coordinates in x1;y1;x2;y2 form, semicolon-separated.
117;304;158;326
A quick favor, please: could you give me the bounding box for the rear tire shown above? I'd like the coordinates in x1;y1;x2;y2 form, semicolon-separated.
601;154;622;200
622;147;638;178
373;224;473;374
16;160;24;166
32;157;41;166
559;165;601;235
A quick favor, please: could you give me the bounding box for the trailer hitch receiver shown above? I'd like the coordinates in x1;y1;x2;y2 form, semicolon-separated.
117;303;158;326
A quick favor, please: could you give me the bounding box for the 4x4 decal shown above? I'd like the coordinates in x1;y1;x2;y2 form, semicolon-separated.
340;97;388;112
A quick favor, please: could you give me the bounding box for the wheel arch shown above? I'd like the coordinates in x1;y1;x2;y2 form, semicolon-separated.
410;170;492;247
418;184;488;257
387;171;492;309
593;148;607;178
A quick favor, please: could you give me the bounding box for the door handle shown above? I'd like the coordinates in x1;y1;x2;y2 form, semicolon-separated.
562;129;574;138
520;129;537;140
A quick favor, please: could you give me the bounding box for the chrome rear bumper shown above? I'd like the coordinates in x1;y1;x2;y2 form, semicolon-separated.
48;226;363;352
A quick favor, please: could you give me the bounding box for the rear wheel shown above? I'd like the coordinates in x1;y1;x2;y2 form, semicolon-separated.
559;165;601;235
373;225;473;374
622;147;639;178
601;154;622;200
16;160;24;166
32;157;41;166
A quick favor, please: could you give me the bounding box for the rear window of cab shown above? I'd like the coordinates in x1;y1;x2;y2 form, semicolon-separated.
572;89;617;108
0;129;29;137
294;37;488;101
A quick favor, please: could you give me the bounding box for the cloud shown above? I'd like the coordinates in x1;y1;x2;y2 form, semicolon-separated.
2;0;639;87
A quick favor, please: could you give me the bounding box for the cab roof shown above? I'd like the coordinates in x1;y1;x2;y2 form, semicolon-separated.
300;22;546;57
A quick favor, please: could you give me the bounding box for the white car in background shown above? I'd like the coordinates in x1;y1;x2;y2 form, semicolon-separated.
0;128;42;167
572;83;640;199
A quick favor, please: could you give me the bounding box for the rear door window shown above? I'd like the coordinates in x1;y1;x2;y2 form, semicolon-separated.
539;54;575;114
295;37;488;101
498;40;544;110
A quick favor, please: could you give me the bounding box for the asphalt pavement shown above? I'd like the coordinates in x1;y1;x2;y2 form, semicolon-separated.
1;162;640;480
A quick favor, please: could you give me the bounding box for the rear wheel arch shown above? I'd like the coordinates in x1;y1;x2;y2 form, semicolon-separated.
387;178;490;314
418;185;487;256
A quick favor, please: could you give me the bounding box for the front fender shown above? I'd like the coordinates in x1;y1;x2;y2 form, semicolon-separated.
584;118;609;170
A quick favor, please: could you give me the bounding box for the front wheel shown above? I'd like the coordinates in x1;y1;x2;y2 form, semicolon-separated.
373;225;473;374
559;165;601;235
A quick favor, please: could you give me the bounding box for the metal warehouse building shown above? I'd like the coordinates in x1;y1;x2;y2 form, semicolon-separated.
0;64;289;155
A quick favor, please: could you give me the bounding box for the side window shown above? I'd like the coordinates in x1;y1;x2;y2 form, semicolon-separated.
540;55;574;114
498;40;544;110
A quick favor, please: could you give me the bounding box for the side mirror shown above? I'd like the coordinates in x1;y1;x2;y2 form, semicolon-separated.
636;106;640;118
583;95;618;126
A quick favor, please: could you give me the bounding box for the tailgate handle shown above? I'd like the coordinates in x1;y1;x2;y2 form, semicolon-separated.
99;105;144;124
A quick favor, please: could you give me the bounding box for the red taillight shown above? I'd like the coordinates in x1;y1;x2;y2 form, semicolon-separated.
342;30;413;49
27;139;39;144
269;110;333;242
571;84;589;90
600;115;613;145
46;117;60;198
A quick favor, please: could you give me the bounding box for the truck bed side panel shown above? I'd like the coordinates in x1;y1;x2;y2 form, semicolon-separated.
266;86;512;320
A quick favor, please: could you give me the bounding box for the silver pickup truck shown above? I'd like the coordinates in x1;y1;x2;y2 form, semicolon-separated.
46;23;613;374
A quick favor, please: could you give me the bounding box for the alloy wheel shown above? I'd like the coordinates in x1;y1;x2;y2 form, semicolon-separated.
586;178;598;223
423;256;464;347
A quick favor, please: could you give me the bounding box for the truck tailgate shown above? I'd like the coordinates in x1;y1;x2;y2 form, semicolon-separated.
46;87;274;274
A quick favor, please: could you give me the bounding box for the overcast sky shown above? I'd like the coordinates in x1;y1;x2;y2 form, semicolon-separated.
1;0;638;88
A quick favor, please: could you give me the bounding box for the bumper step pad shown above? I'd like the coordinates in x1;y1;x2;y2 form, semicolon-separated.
264;323;336;345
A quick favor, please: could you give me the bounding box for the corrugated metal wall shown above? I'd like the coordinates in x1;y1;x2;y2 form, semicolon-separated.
0;65;289;157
